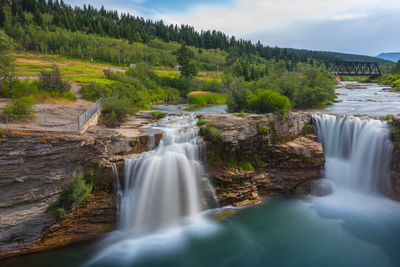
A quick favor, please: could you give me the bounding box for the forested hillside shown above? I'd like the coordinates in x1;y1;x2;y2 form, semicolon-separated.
0;0;390;68
0;0;379;120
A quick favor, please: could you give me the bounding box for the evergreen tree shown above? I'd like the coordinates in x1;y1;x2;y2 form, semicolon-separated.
0;29;14;78
177;43;197;78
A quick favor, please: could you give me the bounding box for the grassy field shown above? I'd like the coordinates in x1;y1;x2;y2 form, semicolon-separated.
14;53;124;77
153;69;222;81
65;74;118;86
14;53;222;83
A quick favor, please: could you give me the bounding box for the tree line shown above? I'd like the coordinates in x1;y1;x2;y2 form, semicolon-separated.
1;0;387;68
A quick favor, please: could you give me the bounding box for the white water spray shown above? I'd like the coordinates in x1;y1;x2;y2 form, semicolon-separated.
118;114;215;235
313;114;393;196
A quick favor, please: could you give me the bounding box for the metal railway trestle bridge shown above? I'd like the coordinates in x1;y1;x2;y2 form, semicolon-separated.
331;62;381;79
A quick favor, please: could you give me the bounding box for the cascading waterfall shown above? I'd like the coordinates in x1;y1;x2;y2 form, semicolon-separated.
313;114;393;196
118;114;215;235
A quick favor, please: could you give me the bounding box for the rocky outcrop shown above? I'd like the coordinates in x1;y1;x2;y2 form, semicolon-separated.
199;112;325;206
0;112;163;259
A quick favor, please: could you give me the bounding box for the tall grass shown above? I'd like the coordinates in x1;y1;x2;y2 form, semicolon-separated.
187;91;227;107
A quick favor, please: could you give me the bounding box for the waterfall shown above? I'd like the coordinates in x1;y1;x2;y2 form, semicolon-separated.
118;114;215;236
111;163;122;218
313;114;393;196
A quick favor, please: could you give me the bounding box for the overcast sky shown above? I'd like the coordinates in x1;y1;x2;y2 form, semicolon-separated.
65;0;400;56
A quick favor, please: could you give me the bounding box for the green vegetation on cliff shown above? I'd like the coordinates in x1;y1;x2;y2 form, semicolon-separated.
51;169;94;220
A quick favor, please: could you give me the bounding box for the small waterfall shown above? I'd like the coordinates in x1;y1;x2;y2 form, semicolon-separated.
111;163;122;220
313;114;393;196
119;115;215;235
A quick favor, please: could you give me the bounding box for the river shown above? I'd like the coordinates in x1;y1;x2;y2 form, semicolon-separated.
317;82;400;115
2;82;400;267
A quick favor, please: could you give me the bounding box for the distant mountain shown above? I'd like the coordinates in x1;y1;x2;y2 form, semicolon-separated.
377;53;400;62
289;49;391;66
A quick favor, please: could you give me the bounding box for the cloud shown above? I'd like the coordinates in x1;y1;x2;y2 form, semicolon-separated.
65;0;400;55
153;0;400;55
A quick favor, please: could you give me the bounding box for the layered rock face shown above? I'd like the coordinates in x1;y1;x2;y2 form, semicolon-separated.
0;121;162;258
199;112;325;206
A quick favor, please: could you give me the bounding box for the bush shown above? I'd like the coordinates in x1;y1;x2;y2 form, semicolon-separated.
250;69;335;108
187;91;227;107
39;66;71;95
80;82;113;101
54;208;67;219
0;79;41;99
152;111;165;119
61;91;77;101
2;96;35;120
247;89;291;114
102;98;133;122
59;176;92;211
197;118;206;126
201;123;222;141
226;78;250;112
238;161;255;171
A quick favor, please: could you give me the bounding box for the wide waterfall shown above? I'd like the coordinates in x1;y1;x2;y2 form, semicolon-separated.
313;114;393;196
118;114;214;235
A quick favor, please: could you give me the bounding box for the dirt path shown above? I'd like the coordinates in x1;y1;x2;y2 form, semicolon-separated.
70;83;92;105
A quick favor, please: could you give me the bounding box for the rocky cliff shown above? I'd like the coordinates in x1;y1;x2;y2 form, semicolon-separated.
0;111;163;259
0;111;326;258
199;112;325;206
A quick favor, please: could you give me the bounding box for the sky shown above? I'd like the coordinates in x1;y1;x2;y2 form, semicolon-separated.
65;0;400;56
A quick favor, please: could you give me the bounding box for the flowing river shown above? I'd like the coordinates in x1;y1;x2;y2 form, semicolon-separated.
2;82;400;267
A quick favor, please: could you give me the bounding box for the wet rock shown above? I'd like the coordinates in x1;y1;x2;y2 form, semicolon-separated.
200;112;325;207
309;180;333;197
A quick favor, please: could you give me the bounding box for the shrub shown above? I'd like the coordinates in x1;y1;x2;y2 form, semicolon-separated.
129;140;137;147
247;89;291;114
187;91;227;107
250;69;335;109
152;111;165;119
61;91;77;101
257;124;269;135
238;161;255;171
54;208;67;219
197;118;206;126
102;98;133;122
201;123;222;141
384;115;394;121
0;79;41;99
59;176;92;211
2;96;35;120
226;78;250;112
39;66;71;95
80;82;113;101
